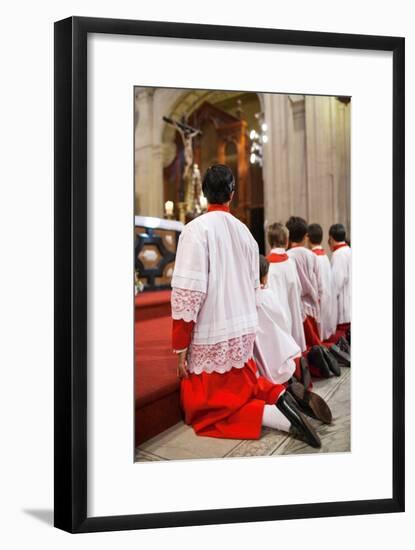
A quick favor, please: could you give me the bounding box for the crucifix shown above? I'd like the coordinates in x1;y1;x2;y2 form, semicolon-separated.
163;115;202;220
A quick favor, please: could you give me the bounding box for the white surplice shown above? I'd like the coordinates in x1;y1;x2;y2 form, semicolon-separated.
331;243;352;324
254;287;301;384
171;209;260;374
266;248;307;352
287;246;322;322
312;246;337;340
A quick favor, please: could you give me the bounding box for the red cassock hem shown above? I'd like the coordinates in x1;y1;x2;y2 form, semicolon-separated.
303;315;322;347
323;322;351;344
180;358;285;440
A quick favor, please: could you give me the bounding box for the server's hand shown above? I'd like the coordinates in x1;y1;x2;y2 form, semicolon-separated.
177;350;188;379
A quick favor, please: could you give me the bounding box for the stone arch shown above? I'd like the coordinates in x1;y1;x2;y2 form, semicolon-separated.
160;89;263;167
134;86;266;218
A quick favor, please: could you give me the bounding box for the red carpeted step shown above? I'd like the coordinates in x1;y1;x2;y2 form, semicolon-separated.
135;290;183;445
135;289;172;321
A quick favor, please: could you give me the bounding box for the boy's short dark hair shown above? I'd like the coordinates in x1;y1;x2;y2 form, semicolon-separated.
329;223;346;242
202;164;235;205
308;223;323;245
267;222;289;249
259;254;269;281
286;216;308;243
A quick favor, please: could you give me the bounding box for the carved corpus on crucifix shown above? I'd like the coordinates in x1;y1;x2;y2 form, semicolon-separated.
163;115;202;216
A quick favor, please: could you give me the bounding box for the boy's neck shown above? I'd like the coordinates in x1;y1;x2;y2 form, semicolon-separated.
207;201;231;213
331;240;347;252
290;240;306;249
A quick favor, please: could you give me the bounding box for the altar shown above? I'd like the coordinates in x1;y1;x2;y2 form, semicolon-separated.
134;215;184;445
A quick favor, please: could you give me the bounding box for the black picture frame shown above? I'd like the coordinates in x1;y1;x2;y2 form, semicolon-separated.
54;16;405;533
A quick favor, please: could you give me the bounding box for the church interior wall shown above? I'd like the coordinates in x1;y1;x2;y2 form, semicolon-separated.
134;87;350;247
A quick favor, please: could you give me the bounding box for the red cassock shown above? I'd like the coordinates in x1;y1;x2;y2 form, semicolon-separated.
325;322;350;344
181;357;283;439
303;315;322;347
173;318;285;439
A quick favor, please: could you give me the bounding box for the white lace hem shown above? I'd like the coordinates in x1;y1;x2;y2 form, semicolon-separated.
187;333;256;375
171;287;206;323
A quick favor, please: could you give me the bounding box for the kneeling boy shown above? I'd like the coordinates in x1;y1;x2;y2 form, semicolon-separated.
254;255;332;424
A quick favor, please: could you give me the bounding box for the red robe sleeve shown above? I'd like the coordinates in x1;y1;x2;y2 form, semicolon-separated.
172;319;195;351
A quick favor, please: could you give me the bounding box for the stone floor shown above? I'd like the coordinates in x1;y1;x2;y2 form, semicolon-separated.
135;367;351;462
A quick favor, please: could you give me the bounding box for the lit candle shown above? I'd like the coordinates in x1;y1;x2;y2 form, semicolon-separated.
200;196;208;211
165;200;174;217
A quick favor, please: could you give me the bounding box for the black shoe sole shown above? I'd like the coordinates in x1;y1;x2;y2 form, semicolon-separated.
346;329;351;346
288;382;332;424
300;357;312;389
277;392;321;448
330;344;351;367
321;347;341;376
307;346;331;378
337;336;351;355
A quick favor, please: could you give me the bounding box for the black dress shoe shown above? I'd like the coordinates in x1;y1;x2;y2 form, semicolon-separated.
290;357;311;389
330;344;351;367
300;356;312;389
276;392;321;448
346;327;351;346
307;346;331;378
337;336;351;355
287;381;332;424
320;346;341;377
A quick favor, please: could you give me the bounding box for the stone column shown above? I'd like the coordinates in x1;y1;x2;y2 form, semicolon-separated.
262;93;290;229
134;88;164;218
262;94;307;243
304;95;336;241
262;94;350;247
330;99;351;238
287;95;307;220
304;96;351;243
